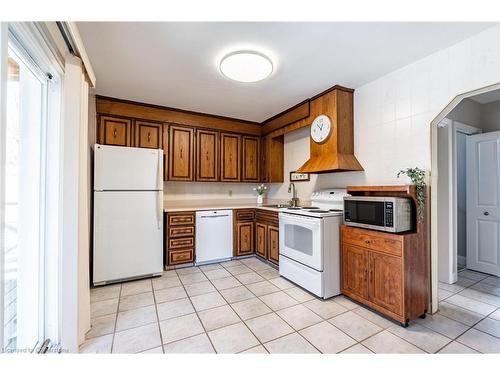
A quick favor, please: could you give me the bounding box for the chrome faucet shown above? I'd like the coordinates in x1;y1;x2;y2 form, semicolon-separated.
288;182;300;207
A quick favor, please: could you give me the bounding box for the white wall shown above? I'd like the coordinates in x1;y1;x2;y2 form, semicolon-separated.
273;26;500;190
480;100;500;132
447;98;482;128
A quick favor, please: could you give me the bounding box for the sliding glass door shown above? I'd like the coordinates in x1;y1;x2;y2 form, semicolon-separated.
3;43;48;353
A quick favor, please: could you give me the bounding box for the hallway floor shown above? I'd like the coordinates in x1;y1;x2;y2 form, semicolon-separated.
81;258;500;354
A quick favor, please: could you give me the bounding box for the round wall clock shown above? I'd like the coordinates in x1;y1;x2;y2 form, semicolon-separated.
311;114;332;143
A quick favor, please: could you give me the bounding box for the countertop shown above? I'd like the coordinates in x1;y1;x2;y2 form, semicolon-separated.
163;199;294;213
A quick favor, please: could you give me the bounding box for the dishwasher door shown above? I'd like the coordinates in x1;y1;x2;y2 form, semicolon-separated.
195;210;233;264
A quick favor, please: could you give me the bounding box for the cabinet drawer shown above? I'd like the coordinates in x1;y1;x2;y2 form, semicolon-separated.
168;212;195;226
342;226;402;257
169;249;194;265
168;226;195;238
255;209;279;225
168;237;194;249
234;209;255;221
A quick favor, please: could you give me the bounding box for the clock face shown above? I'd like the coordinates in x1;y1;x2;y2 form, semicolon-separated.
311;115;331;143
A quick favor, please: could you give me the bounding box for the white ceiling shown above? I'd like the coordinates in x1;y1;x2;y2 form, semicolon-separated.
78;22;496;122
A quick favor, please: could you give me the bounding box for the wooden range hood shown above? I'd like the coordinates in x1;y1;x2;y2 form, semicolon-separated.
296;87;363;174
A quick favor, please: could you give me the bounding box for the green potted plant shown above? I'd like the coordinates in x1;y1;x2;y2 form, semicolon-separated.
397;167;426;223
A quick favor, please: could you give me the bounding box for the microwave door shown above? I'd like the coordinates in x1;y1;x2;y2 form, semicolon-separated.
345;200;386;230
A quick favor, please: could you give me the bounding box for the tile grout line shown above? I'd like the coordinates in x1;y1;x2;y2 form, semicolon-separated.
177;266;218;353
198;262;266;353
150;278;166;353
109;283;122;353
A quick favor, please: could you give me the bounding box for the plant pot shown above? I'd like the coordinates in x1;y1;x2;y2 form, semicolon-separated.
257;195;263;206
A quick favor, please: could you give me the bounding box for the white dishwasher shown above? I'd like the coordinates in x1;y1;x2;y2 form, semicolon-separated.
195;210;233;264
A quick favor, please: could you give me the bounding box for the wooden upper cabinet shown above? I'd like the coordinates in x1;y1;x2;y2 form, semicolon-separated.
134;120;163;149
168;125;194;181
261;135;284;183
267;225;279;264
99;116;132;146
196;129;219;181
220;133;241;182
341;244;369;299
369;252;403;315
242;136;260;182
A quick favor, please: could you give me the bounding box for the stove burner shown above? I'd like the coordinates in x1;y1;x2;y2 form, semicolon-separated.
329;209;343;212
300;206;319;209
287;207;302;210
308;209;329;213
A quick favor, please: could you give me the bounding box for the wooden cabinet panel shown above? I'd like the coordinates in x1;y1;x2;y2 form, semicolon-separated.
168;212;195;226
234;222;254;256
267;225;279;264
242;136;260;182
220;133;241;182
369;252;403;315
235;209;255;221
196;129;219;181
255;223;267;259
169;249;194;265
168;237;195;249
168;125;194;181
168;226;195;238
261;135;284;183
99;116;132;146
260;137;268;182
342;226;402;257
135;121;163;149
341;244;369;299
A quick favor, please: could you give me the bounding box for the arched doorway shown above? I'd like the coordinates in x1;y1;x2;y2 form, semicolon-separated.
430;82;500;313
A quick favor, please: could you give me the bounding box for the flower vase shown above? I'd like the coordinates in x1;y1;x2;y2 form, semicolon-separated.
257;195;263;206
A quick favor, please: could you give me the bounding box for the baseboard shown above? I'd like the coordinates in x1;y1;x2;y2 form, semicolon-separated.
457;255;466;267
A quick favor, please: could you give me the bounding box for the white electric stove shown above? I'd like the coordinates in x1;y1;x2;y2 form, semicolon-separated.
278;188;348;299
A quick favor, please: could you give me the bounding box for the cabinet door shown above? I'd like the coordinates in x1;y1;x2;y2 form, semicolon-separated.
234;222;254;256
255;223;267;259
134;121;163;149
369;252;403;315
267;225;279;264
168;125;194;181
341;244;369;299
260;137;268;182
220;133;241;182
242;136;260;182
99;116;132;146
196;129;219;181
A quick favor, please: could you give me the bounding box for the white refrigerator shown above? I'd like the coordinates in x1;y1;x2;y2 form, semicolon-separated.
93;144;164;285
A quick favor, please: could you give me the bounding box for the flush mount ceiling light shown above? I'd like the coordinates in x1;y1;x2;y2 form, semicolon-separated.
219;51;273;83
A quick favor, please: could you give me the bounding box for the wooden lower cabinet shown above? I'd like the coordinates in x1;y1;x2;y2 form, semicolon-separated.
165;211;196;267
254;209;279;265
341;225;427;326
255;223;267;258
267;225;279;264
234;221;254;256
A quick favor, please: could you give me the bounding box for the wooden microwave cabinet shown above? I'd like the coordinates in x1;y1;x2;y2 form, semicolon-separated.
341;225;427;327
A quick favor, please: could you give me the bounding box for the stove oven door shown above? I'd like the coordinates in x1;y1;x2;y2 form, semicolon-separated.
279;212;323;271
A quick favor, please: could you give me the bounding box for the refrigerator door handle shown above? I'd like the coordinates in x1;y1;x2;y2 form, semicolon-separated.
157;190;163;229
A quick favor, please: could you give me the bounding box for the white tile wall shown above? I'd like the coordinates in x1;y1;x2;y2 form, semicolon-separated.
310;25;500;188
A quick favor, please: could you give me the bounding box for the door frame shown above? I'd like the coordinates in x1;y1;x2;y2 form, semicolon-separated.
431;82;500;314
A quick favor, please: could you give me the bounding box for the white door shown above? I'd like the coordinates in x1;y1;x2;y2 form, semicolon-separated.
94;145;163;191
93;191;163;284
279;213;323;271
466;131;500;276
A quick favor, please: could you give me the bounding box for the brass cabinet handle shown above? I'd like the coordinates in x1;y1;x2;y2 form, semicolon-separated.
113;129;117;138
206;151;209;160
180;148;183;158
148;132;151;142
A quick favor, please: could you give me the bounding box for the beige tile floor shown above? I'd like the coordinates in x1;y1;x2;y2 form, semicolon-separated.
81;257;500;354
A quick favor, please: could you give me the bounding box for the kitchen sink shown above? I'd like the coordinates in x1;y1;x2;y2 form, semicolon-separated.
262;204;292;208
